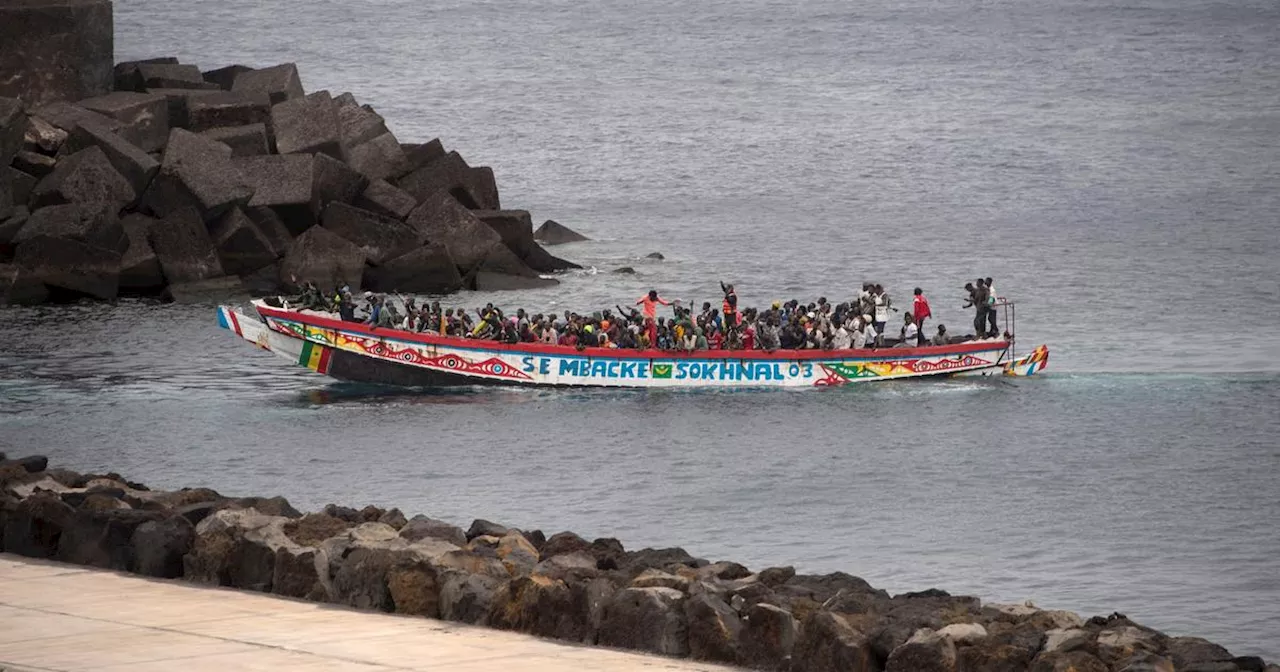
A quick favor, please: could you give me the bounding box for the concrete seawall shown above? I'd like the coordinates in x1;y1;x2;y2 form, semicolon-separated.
0;554;735;671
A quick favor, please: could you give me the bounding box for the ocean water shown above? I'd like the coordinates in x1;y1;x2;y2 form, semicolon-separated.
3;0;1280;658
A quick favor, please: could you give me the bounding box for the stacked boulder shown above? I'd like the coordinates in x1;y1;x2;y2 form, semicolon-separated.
1;456;1274;672
0;60;579;305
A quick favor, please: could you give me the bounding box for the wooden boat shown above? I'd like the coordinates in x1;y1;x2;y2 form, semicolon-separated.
217;299;1049;388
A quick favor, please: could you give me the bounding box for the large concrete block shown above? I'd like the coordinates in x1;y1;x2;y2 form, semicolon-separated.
356;179;415;221
147;206;224;283
113;58;178;92
402;139;445;173
209;206;277;276
0;179;11;223
13;151;57;179
145;88;220;130
187;91;271;132
232;64;304;105
236;154;314;235
136;63;211;91
363;244;462;294
320;202;422;265
244;206;293;258
337;102;387;147
62;116;159;197
11;168;39;207
14;234;120;299
474;209;578;272
312;153;367;212
142;128;252;220
404;190;503;272
0;207;29;255
396;151;486;208
30;101;120;135
0;0;113;107
201;124;270;157
1;97;26;165
117;212;164;291
202;65;253;92
23;115;67;154
31;145;135;208
271;91;346;161
0;262;48;305
278;225;366;290
76;91;170;153
469;166;501;211
347;132;410;182
533;219;589;245
13;201;126;254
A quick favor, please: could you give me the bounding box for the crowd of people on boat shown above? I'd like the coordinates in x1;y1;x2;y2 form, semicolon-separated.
293;277;1007;353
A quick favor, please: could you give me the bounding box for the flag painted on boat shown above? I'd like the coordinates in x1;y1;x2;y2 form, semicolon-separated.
298;340;333;374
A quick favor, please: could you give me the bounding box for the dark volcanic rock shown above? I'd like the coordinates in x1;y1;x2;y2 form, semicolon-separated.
56;508;165;570
14;201;126;253
187;91;272;133
271;90;346;161
146;88;220;130
62;116;160;197
143;128;252;220
2;492;75;558
356;179;416;220
78;92;170;152
147;206;225;283
467;519;510;540
237;154;315;235
792;611;879;672
540;531;593;559
347;132;410;181
399;516;467;547
490;573;594;642
131;515;195;578
14;234;121;299
321;202;422;265
885;631;958;672
686;593;743;663
136;63;210;90
209;206;277;275
0;0;113;107
232;64;304;105
202;65;254;92
439;571;503;626
31;145;135;208
201;123;270;157
599;586;690;657
278;225;366;290
534;219;589;245
740;602;799;669
363;244;463;294
118;213;164;291
311;153;367;213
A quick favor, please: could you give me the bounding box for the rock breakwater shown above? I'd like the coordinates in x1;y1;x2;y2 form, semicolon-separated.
1;52;586;305
0;454;1271;672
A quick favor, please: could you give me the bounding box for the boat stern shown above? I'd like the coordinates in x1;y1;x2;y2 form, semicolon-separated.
1005;344;1049;376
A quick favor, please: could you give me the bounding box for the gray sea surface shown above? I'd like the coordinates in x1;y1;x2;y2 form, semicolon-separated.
3;0;1280;659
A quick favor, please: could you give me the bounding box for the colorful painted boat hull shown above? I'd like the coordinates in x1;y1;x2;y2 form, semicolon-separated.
217;302;1049;388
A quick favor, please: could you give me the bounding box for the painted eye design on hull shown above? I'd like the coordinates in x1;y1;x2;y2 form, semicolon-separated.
475;360;507;376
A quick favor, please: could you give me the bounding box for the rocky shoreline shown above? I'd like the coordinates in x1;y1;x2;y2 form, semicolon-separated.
2;1;586;305
0;454;1270;672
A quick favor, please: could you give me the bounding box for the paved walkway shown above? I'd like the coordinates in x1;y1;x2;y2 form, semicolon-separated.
0;554;737;672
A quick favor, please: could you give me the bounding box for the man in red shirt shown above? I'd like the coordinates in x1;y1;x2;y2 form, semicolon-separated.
912;288;932;346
